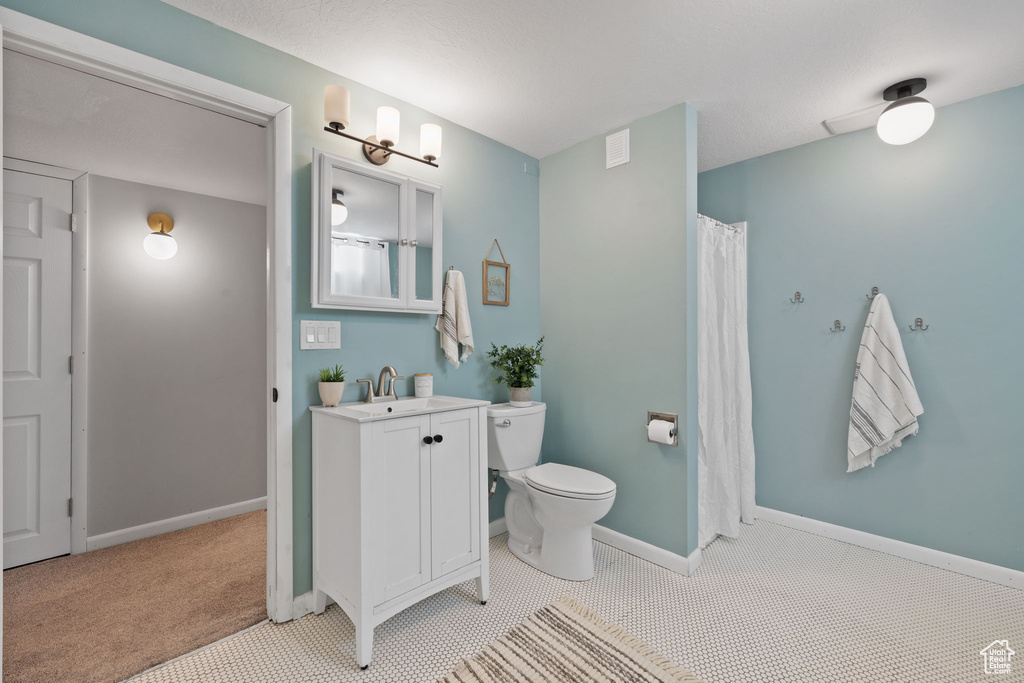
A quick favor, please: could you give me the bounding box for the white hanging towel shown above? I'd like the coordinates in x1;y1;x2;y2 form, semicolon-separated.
847;293;923;472
436;269;474;368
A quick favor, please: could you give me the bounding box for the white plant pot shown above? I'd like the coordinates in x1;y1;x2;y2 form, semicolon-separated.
509;386;532;408
319;381;346;407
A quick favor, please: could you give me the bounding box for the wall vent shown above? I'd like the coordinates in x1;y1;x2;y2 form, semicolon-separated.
606;129;629;169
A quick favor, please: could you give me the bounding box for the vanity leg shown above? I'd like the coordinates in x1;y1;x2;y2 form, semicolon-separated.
356;622;374;669
476;570;489;605
313;589;329;615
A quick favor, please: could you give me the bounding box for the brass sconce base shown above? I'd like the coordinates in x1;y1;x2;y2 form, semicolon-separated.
147;212;175;233
362;136;392;165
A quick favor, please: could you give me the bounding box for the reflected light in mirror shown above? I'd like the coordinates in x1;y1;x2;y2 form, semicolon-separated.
331;189;348;226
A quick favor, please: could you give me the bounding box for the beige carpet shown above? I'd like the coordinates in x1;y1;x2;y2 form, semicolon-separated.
439;596;702;683
3;509;266;683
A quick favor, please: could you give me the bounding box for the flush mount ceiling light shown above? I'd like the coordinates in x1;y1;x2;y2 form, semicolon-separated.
323;85;442;167
144;212;177;260
331;189;348;226
877;78;935;145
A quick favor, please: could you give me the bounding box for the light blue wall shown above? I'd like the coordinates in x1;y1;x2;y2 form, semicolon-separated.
699;85;1024;571
1;0;542;594
539;104;698;556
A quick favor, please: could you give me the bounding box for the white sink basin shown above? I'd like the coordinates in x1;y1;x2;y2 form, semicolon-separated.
310;395;490;422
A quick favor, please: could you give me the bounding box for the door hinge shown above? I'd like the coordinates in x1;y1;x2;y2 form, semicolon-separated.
67;497;73;517
272;387;278;403
70;214;78;232
69;355;74;374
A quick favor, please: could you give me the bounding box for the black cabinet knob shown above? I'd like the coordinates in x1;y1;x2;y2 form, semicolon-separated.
423;436;433;445
433;434;443;443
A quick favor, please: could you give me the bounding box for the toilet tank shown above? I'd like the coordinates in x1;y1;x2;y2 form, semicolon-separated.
487;402;546;472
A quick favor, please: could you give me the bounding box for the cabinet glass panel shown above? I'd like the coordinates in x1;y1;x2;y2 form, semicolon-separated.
413;189;435;301
329;166;401;300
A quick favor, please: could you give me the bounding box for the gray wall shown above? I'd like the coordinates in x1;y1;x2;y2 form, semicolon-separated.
699;84;1024;571
539;104;698;556
87;176;267;536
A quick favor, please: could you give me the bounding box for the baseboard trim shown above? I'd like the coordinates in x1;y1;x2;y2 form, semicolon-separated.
488;517;508;538
755;506;1022;591
86;496;268;551
592;523;699;576
292;590;314;620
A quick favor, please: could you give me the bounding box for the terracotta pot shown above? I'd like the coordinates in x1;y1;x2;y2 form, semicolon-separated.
509;386;532;408
319;381;346;407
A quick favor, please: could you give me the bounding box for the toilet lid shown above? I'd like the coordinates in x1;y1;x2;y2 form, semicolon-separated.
525;463;616;499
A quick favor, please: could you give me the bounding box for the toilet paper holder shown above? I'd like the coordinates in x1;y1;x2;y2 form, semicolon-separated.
645;411;679;447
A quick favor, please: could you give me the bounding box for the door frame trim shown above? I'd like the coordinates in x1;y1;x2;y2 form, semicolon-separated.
0;7;295;630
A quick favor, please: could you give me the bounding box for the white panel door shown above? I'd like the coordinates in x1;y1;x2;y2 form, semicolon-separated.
429;408;480;578
3;169;73;569
371;413;431;605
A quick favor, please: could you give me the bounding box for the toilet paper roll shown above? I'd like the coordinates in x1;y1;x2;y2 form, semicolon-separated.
647;419;676;445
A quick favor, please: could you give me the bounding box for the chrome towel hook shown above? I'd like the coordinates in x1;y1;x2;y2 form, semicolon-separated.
866;286;879;300
908;317;929;331
790;291;805;304
828;319;846;333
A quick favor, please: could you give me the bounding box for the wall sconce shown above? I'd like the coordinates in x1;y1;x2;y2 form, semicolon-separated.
331;189;348;226
877;78;935;145
144;212;177;260
323;85;441;167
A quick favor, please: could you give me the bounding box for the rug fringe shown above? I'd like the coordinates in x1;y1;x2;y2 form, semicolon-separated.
554;597;702;682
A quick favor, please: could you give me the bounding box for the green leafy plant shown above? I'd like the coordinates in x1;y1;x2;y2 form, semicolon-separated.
318;364;346;383
487;337;544;388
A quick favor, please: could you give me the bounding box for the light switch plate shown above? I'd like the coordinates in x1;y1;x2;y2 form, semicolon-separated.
300;320;341;350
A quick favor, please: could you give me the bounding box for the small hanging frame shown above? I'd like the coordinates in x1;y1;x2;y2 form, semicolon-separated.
482;238;510;306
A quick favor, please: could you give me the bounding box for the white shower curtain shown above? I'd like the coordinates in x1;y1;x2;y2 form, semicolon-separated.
697;214;755;549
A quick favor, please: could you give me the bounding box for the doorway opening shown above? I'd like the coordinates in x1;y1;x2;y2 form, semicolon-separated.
1;8;294;682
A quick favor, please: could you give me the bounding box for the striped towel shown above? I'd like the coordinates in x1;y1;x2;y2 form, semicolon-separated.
847;293;923;472
435;269;474;368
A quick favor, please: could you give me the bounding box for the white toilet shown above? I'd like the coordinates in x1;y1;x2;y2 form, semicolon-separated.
488;402;616;581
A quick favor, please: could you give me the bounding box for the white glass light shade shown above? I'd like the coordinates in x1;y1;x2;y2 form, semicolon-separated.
420;123;442;161
331;201;348;226
877;96;935;145
143;231;177;260
324;85;351;129
376;106;400;146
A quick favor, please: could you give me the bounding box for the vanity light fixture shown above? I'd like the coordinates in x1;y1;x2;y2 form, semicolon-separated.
331;189;348;226
323;85;441;167
144;212;177;260
877;78;935;145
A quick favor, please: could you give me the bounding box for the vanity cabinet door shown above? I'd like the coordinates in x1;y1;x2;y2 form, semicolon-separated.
428;409;481;578
371;414;432;605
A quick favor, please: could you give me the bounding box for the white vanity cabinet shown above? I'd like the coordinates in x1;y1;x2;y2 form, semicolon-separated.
310;397;490;669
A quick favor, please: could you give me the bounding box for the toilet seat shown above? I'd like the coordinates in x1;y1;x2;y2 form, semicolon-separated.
525;463;616;500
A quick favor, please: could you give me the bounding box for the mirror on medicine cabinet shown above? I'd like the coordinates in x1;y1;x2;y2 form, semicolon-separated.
311;149;442;312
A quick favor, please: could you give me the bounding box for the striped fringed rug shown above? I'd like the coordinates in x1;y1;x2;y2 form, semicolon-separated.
438;597;702;682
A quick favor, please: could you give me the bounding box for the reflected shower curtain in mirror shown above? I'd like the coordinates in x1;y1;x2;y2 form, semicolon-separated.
331;235;392;298
698;214;755;549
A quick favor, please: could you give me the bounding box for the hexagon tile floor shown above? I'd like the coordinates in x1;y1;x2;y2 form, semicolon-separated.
129;520;1024;682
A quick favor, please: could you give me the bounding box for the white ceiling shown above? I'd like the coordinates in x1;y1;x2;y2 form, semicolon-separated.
163;0;1024;171
3;49;266;204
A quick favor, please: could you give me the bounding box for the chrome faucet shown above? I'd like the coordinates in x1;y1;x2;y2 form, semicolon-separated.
357;366;404;403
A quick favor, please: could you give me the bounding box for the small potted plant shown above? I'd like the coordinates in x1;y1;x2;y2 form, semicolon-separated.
318;364;347;407
487;337;544;407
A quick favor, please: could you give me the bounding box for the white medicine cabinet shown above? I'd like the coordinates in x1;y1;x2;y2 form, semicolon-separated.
311;149;442;313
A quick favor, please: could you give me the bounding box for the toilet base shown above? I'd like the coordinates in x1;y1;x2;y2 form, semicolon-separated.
539;527;597;581
502;472;613;582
